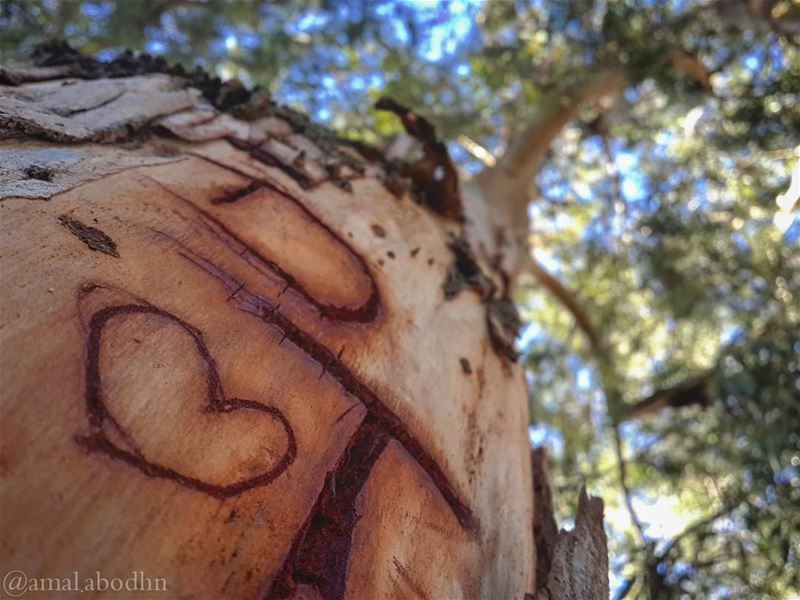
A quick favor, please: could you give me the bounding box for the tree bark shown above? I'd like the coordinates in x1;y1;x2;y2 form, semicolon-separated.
0;46;607;599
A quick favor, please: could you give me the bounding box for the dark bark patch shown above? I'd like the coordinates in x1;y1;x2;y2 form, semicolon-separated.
58;215;119;258
323;162;353;192
226;138;314;190
371;224;386;238
267;415;389;600
410;247;420;258
443;238;521;362
459;358;472;375
24;165;53;181
486;298;521;362
443;238;495;300
210;181;261;205
375;97;462;221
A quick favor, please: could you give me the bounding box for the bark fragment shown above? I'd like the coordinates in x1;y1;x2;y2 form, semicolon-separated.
0;142;180;200
443;237;495;300
532;448;559;592
29;40;252;111
443;237;521;361
535;488;608;600
459;358;472;375
58;215;119;257
0;73;196;143
2;43;402;203
375;97;462;220
485;297;522;361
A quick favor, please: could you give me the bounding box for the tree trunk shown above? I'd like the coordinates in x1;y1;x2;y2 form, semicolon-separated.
0;48;605;599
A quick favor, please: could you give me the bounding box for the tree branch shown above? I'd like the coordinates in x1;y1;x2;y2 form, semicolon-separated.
655;501;741;563
457;134;496;167
483;69;627;199
525;253;602;351
612;425;647;543
620;371;714;422
465;68;627;281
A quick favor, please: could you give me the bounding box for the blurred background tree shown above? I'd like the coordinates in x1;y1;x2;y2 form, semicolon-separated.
2;0;798;597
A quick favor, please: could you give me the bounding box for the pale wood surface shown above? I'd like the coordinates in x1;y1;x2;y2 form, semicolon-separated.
1;70;534;598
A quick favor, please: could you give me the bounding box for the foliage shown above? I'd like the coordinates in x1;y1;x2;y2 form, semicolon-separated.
2;1;799;597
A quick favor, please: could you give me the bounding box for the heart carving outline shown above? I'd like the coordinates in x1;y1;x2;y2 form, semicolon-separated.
76;283;297;498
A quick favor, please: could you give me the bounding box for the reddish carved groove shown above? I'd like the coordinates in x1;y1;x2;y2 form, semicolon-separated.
268;414;389;599
77;299;297;498
146;172;380;323
170;227;476;532
211;180;262;205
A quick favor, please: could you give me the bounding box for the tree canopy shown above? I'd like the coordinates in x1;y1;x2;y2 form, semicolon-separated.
2;1;798;597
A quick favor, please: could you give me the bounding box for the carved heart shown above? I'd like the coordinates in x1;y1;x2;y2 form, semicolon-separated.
76;283;296;498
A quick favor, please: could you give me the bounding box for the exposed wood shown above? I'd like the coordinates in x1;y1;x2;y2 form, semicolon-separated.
0;60;535;599
534;488;609;600
531;448;559;594
531;451;609;600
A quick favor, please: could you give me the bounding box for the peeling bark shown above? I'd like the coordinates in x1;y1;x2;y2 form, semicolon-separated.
375;97;462;221
58;215;119;257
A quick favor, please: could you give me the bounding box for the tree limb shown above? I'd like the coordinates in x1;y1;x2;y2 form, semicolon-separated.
612;425;647;543
620;371;714;422
525;253;602;351
655;503;737;563
481;69;627;201
467;69;626;281
457;134;496;167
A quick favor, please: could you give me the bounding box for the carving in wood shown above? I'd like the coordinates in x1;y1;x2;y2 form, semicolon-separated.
65;163;475;599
